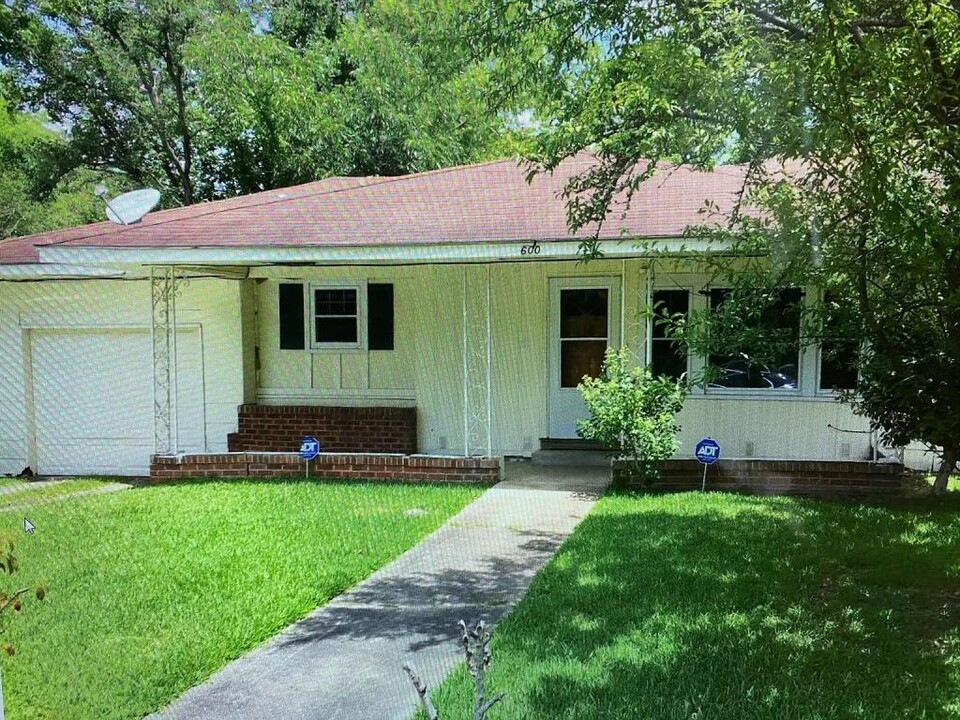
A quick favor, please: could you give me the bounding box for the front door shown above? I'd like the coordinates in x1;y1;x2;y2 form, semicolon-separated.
547;277;621;438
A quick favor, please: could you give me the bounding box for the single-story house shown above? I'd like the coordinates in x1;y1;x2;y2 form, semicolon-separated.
0;154;932;485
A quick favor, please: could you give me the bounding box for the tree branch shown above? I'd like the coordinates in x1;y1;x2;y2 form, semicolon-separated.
747;5;808;39
403;664;439;720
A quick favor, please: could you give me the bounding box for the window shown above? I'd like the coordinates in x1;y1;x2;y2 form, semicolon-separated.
819;292;858;391
278;282;395;351
708;288;801;390
559;288;609;387
650;290;689;380
312;285;361;347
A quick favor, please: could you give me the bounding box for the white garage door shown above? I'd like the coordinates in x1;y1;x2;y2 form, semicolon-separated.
31;328;204;476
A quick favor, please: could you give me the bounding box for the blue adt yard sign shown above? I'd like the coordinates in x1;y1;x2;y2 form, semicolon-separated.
695;438;721;465
695;438;720;492
299;436;321;461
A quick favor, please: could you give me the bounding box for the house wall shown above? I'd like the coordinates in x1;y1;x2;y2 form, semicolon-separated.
0;276;246;475
255;268;417;403
251;259;878;464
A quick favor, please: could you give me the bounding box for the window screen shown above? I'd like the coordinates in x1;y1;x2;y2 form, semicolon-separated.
819;293;859;390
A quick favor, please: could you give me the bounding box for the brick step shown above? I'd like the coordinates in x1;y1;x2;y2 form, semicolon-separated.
230;404;417;454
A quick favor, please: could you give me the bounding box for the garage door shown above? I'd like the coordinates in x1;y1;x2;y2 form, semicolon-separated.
30;328;204;476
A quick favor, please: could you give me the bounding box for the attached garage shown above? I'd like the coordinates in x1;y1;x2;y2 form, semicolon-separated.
27;327;205;476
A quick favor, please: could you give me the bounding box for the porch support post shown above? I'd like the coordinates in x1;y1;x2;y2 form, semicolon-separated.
461;264;493;457
620;258;626;352
151;266;180;455
644;261;653;367
485;264;492;457
462;267;469;457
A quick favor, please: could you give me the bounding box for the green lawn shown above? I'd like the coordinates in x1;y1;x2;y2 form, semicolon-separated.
0;479;481;720
0;478;118;508
928;475;960;493
425;491;960;719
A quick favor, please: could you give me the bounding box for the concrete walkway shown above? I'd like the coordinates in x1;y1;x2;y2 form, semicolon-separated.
156;462;611;720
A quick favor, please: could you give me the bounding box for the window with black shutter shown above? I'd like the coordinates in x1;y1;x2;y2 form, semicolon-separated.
313;286;359;345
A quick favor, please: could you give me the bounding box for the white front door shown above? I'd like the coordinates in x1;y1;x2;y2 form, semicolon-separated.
547;277;621;438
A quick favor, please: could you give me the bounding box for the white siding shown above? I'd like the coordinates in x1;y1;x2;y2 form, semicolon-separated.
250;260;878;462
255;268;416;402
0;277;246;476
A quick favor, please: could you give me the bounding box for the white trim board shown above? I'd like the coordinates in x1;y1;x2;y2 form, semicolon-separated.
36;237;735;266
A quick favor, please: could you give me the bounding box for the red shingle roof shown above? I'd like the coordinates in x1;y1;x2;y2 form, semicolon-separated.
6;154;750;263
0;235;41;264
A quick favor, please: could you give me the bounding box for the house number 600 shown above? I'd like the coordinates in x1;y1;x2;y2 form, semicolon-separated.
520;241;541;255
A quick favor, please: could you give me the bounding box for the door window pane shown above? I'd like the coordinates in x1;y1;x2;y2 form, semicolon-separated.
561;340;607;387
560;289;608;338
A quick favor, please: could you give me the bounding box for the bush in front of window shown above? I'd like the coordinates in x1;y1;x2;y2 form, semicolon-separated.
577;347;687;485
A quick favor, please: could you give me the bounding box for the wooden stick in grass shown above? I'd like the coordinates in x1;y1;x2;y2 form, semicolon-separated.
403;663;439;720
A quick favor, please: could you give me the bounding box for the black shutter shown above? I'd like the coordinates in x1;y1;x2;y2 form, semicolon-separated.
367;283;394;350
278;283;305;350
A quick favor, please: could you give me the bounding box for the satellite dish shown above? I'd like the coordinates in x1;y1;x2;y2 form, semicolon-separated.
102;188;161;225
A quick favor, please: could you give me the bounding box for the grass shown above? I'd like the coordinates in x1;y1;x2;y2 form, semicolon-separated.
927;475;960;493
0;478;118;508
424;491;960;719
0;478;481;720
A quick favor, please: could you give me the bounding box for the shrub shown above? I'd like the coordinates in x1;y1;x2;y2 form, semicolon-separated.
577;348;686;484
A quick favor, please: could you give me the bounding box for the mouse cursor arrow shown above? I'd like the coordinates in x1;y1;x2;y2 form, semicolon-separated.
23;518;35;535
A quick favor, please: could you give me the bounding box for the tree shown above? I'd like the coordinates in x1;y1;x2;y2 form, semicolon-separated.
189;0;528;196
1;0;525;206
476;0;960;495
0;532;47;718
0;86;114;239
0;0;217;205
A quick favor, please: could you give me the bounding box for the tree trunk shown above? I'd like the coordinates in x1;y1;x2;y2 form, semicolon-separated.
932;448;957;496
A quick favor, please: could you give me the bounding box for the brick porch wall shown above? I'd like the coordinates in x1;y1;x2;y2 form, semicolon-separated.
613;459;904;495
226;404;417;454
150;452;501;485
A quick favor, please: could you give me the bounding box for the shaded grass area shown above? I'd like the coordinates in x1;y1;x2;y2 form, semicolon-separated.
0;478;117;508
0;479;481;720
425;491;960;719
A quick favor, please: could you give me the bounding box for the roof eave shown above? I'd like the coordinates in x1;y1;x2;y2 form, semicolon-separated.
36;237;731;266
0;263;130;280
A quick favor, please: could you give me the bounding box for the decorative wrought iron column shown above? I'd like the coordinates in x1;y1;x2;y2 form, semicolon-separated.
461;264;493;457
151;267;179;455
